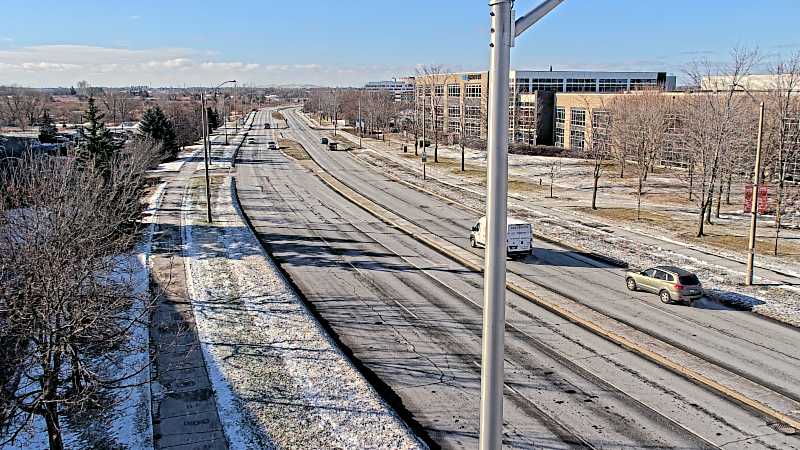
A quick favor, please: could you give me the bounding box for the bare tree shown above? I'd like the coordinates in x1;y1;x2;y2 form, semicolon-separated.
415;65;452;163
763;52;800;255
683;48;760;236
546;158;563;198
0;140;160;449
608;90;669;220
587;103;612;209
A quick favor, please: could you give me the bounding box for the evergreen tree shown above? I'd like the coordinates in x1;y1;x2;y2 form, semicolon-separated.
206;107;220;132
38;110;58;144
139;106;178;159
69;86;77;96
77;96;119;172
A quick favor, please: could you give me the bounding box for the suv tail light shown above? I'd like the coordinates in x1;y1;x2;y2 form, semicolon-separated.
674;283;685;290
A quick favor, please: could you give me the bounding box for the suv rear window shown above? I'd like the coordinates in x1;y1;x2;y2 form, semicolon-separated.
679;274;700;285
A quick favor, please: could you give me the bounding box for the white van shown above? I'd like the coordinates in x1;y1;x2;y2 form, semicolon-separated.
469;216;533;258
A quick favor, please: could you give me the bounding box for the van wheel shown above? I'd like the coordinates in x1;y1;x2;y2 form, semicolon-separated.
659;290;672;304
470;237;476;248
626;278;637;291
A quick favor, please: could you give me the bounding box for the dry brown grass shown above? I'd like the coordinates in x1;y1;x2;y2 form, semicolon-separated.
578;206;672;224
278;139;310;160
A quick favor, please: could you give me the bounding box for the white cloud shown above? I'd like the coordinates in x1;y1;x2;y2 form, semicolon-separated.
0;44;410;87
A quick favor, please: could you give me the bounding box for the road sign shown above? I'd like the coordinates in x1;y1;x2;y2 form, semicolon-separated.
743;184;769;214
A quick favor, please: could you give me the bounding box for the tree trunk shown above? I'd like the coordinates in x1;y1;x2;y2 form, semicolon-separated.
591;174;599;210
696;201;706;237
550;181;553;198
705;194;713;224
461;144;465;172
636;176;643;220
774;180;785;256
44;401;63;450
688;164;694;201
619;160;624;178
725;173;732;205
715;178;723;218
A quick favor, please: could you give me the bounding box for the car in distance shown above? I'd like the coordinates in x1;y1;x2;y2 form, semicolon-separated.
625;266;703;304
267;141;278;150
247;137;256;143
320;137;329;144
470;216;533;258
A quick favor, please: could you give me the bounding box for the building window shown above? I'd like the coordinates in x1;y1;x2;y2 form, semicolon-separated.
465;105;481;119
630;78;657;90
554;107;565;148
531;78;563;92
448;105;461;117
448;118;461;132
465;122;480;137
465;84;482;98
565;78;596;92
447;84;461;97
598;79;628;92
570;108;586;150
434;85;445;96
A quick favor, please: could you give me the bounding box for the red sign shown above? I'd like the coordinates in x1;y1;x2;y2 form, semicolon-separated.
743;185;769;214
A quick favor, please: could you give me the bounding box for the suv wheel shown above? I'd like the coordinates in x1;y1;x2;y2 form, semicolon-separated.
626;278;637;291
659;290;672;304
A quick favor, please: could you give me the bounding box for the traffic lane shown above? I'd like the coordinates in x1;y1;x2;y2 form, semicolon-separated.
235;150;709;449
252;110;800;448
284;108;800;405
256;114;784;447
234;138;562;449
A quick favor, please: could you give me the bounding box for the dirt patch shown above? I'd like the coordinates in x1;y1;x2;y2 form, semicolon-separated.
680;232;800;261
279;139;310;160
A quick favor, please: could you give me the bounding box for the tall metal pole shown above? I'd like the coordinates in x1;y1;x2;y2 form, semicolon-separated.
479;2;564;449
222;92;229;145
358;93;362;149
745;101;765;286
201;93;213;223
480;2;512;448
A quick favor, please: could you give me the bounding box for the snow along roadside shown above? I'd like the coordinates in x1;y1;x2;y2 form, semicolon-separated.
180;175;425;449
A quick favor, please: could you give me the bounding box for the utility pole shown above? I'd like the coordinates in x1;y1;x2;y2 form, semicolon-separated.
358;93;362;148
745;101;766;286
221;92;229;145
333;88;338;136
480;2;564;449
235;82;239;133
201;93;213;223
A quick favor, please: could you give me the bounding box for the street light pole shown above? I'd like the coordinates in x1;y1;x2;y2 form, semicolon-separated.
358;93;363;149
480;2;564;449
201;93;213;223
745;101;766;285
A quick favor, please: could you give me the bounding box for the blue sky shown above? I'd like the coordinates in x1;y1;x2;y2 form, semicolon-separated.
1;0;799;87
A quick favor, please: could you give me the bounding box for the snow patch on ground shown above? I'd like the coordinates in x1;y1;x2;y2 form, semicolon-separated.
179;176;424;449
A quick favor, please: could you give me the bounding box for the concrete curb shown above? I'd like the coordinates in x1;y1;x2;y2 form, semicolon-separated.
302;149;800;434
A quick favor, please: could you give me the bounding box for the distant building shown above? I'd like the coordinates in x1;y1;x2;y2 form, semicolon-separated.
413;69;677;145
701;74;799;91
364;78;414;102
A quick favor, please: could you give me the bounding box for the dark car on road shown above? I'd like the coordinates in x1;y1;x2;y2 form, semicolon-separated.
626;266;704;304
320;137;328;144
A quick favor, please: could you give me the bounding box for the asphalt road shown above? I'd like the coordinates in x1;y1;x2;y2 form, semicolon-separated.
233;107;800;449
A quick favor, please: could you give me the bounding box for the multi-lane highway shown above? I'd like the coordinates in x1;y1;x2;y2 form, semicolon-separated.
232;107;800;449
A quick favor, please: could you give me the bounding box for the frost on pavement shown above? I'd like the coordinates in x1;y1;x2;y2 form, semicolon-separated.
180;175;424;449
